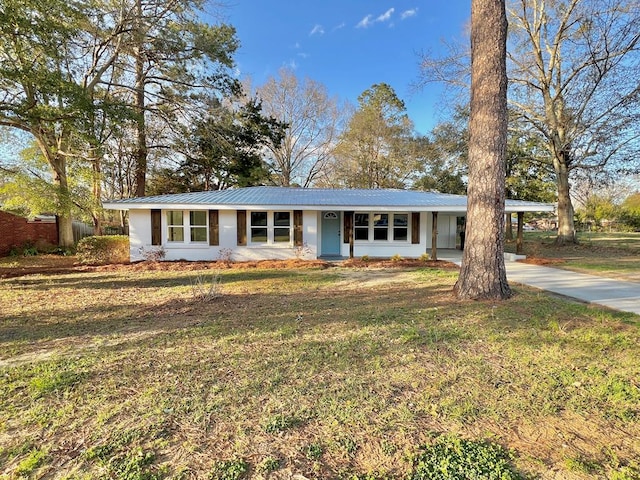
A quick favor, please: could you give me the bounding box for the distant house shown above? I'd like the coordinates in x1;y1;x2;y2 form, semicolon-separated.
0;211;58;255
103;186;555;262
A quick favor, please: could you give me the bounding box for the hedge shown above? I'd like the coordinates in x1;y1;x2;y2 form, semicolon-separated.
76;235;130;265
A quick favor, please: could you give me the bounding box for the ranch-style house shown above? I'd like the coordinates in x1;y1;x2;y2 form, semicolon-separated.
103;186;555;262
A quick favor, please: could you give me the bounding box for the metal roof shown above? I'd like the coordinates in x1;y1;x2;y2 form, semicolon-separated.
103;186;555;213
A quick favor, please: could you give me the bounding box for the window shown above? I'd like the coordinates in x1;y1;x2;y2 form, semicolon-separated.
273;211;291;243
166;210;208;243
251;212;268;243
190;211;208;242
393;214;408;241
250;211;292;244
354;213;369;240
352;212;410;242
167;211;184;242
373;213;389;241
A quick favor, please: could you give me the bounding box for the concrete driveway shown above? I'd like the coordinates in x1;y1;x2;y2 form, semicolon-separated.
438;249;640;315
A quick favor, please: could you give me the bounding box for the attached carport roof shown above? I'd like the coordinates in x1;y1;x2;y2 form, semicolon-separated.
103;186;555;214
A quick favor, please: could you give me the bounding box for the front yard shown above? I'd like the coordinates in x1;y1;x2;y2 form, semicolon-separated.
1;261;639;479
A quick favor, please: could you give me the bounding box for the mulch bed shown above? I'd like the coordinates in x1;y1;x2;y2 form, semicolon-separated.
0;255;459;279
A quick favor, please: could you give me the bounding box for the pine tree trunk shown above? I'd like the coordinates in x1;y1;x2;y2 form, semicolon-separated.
454;0;511;300
133;0;147;198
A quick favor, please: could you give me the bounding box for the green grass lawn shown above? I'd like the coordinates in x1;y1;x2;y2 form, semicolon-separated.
506;231;640;282
1;264;639;479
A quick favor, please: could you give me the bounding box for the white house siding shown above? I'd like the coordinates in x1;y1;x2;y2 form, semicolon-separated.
226;210;318;262
130;208;319;262
333;212;458;259
128;208;459;262
129;209;152;262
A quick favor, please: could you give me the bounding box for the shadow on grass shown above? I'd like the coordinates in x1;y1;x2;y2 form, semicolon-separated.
0;276;457;352
3;269;324;291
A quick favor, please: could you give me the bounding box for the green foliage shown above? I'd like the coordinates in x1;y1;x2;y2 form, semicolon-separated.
209;458;249;480
29;370;84;399
9;241;39;257
410;435;523;480
76;235;129;264
303;442;324;460
564;456;601;474
263;414;300;433
109;447;160;480
333;83;419;188
257;456;280;473
15;448;46;476
152;100;285;194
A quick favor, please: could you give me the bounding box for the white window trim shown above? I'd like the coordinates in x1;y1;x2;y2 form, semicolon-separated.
353;211;411;243
165;210;209;245
248;210;293;246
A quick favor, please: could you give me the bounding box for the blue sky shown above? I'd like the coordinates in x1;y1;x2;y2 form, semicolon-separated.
224;1;471;135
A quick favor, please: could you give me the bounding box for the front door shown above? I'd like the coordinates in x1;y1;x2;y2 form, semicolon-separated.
321;211;340;256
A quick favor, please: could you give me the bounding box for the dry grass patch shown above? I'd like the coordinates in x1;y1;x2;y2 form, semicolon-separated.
1;265;639;479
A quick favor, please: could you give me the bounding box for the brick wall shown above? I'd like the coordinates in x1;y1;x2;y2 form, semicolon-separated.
0;211;59;256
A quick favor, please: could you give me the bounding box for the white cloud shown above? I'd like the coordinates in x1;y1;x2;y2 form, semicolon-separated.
357;8;397;28
333;22;346;31
285;59;298;70
309;24;325;36
356;14;373;28
377;8;395;22
401;8;418;20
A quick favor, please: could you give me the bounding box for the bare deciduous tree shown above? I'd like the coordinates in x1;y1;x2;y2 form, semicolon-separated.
255;68;344;187
508;0;640;244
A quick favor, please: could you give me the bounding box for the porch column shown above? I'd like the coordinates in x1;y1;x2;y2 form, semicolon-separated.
516;211;524;254
344;211;354;259
431;212;438;261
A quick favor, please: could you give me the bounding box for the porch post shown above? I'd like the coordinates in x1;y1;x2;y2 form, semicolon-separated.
431;212;438;261
516;212;524;254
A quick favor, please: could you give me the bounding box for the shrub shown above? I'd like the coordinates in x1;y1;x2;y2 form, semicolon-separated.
420;253;430;262
76;235;129;265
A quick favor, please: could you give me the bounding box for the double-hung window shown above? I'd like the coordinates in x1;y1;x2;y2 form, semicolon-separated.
250;211;292;244
393;214;408;241
354;213;369;240
273;212;291;243
166;210;208;243
189;211;208;242
167;211;184;242
373;213;389;240
250;212;268;243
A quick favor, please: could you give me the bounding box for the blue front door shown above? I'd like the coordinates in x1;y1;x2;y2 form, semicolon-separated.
321;211;341;256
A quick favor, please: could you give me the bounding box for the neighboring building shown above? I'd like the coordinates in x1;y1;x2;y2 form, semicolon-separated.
103;186;555;262
0;211;58;256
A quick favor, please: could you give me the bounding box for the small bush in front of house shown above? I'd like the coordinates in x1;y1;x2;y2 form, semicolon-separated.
76;235;129;265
